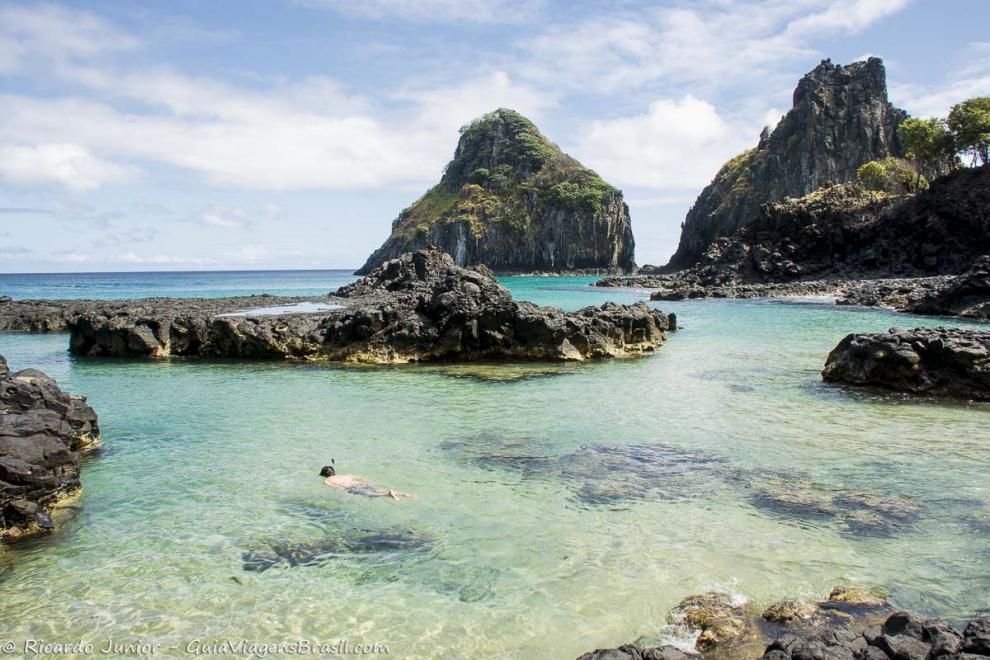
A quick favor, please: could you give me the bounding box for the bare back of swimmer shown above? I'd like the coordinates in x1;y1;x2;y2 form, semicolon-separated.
320;464;415;500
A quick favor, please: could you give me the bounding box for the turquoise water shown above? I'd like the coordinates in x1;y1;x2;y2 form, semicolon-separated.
0;270;358;300
1;275;989;659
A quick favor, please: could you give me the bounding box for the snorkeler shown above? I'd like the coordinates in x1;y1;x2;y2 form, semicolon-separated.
319;461;415;500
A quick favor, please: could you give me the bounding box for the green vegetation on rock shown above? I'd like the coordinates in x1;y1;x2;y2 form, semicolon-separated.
391;108;618;239
709;148;761;217
856;157;923;194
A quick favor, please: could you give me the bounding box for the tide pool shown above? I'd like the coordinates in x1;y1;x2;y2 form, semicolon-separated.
0;275;988;659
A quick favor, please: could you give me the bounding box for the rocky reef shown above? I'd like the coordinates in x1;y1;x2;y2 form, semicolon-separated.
578;586;990;660
0;294;321;332
669;58;906;268
1;355;100;539
65;248;674;363
822;327;990;400
443;435;922;537
357;109;635;274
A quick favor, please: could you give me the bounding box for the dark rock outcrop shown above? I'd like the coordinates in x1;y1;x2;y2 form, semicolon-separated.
1;355;100;539
822;327;990;400
579;585;990;660
0;294;320;333
597;166;990;319
357;109;635;274
669;58;906;268
906;256;990;319
67;248;674;363
605;166;990;290
763;609;990;659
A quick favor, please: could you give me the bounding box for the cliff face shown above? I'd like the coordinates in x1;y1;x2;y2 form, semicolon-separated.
668;58;907;268
356;109;635;275
661;165;990;285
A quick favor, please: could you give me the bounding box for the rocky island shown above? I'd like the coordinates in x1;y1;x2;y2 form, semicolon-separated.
1;355;100;539
595;58;990;320
668;58;907;270
38;248;674;363
357;108;636;275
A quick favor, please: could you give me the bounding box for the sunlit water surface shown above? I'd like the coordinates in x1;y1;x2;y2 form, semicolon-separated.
1;274;988;658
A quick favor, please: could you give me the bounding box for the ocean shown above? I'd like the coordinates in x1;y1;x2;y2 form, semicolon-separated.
0;270;988;658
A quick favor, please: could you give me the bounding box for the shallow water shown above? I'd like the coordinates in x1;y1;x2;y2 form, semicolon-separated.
1;275;989;659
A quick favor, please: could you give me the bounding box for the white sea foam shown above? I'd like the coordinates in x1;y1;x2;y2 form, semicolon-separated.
218;301;342;317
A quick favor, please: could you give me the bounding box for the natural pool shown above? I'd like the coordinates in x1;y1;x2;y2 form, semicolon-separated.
1;276;988;658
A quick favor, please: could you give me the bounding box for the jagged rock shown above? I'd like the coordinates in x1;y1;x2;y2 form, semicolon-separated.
822;327;990;400
601;165;990;316
0;355;100;539
963;618;990;655
670;58;906;268
668;592;751;651
67;248;675;363
825;586;888;607
0;294;314;333
762;610;977;660
357;109;635;275
576;646;690;660
907;256;990;319
763;600;817;623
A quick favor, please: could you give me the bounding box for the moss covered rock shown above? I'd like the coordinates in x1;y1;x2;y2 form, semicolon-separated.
357;109;635;274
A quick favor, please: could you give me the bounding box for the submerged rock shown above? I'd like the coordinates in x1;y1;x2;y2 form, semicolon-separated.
0;355;100;539
555;442;724;506
746;474;922;537
822;327;990;401
67;248;675;364
242;528;430;572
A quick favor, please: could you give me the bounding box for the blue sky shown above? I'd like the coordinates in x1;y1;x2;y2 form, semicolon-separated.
0;0;988;272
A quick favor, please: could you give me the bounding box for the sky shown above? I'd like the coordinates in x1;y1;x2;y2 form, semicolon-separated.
0;0;989;273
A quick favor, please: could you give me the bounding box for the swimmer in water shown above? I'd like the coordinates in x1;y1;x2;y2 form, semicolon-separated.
320;462;415;500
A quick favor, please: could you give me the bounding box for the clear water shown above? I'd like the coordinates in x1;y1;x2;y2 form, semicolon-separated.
0;270;358;300
1;275;989;659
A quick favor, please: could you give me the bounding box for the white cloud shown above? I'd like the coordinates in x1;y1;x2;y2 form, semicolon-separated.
95;227;160;248
196;203;282;229
118;251;221;266
296;0;543;23
0;3;139;73
0;65;554;193
0;143;138;192
519;0;910;93
572;96;755;191
890;42;990;118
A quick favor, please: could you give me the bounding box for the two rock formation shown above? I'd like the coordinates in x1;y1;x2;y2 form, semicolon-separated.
1;356;100;539
358;109;635;275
